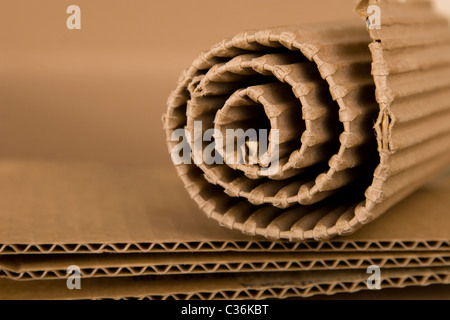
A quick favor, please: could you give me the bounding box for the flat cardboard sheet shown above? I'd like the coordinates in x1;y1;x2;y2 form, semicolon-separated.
1;251;449;280
305;284;450;300
0;159;448;299
0;159;448;254
0;267;448;299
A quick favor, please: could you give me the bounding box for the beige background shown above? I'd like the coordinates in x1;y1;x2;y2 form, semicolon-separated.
0;0;448;166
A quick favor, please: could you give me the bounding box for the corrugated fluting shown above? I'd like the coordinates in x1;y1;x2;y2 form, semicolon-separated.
0;155;448;299
163;0;450;241
1;0;449;300
353;0;450;228
1;267;449;300
1;251;449;280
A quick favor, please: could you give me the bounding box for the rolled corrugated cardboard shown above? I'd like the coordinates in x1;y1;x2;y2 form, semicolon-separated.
163;0;450;241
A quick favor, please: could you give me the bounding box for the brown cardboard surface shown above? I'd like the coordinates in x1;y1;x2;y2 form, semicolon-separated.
0;267;448;300
0;0;360;166
163;0;450;241
0;159;448;254
1;0;450;300
1;251;449;280
352;0;450;237
304;284;450;300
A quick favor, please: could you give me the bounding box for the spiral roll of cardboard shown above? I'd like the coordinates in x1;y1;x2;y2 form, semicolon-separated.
164;0;450;241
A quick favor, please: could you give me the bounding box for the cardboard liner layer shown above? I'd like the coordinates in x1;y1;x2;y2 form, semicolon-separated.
1;251;449;280
0;267;448;300
163;0;450;241
305;284;450;300
0;160;449;255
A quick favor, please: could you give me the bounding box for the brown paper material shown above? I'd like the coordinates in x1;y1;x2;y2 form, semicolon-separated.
1;251;449;280
0;159;448;255
305;284;450;300
1;0;449;300
163;0;450;241
0;159;448;299
0;267;448;300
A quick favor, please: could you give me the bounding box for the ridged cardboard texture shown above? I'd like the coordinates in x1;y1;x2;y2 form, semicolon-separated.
0;159;448;298
163;0;450;241
1;0;449;300
0;159;448;255
1;251;449;280
0;267;448;300
353;0;450;238
305;283;450;300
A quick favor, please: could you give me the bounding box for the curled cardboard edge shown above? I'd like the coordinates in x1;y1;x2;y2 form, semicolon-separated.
351;0;450;228
163;22;380;241
163;1;450;241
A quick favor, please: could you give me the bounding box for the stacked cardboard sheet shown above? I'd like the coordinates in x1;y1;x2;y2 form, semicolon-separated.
0;160;448;299
0;0;449;299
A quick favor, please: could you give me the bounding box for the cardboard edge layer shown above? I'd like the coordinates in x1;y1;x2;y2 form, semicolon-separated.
0;267;448;300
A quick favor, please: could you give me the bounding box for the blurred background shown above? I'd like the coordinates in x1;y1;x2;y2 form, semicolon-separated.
0;0;449;166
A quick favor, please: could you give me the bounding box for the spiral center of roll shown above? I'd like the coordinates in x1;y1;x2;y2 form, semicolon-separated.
214;83;303;174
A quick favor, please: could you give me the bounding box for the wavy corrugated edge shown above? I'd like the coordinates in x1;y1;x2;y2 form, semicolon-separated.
114;272;450;300
0;239;449;254
2;253;449;280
